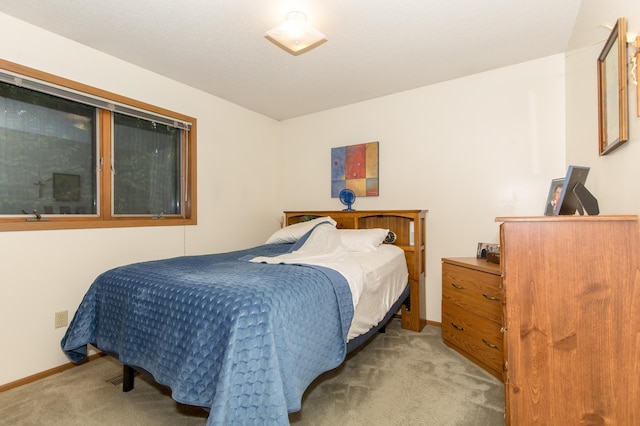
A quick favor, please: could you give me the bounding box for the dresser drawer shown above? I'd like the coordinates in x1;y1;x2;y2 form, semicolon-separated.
442;262;501;323
442;300;503;377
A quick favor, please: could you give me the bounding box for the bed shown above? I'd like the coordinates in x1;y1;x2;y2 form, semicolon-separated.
61;209;426;425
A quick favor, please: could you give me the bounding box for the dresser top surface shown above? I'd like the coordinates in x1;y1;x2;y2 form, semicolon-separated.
442;257;501;275
495;215;638;223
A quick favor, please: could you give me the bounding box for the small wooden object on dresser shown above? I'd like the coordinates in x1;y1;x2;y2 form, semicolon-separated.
441;257;503;380
285;210;427;332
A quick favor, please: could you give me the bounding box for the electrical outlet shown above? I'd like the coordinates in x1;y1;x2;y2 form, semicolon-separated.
54;310;68;329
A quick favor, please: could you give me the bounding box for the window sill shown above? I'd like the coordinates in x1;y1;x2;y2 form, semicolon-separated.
0;216;196;232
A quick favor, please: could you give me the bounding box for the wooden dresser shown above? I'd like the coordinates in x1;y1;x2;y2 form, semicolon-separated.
285;210;427;332
441;257;503;380
498;216;640;425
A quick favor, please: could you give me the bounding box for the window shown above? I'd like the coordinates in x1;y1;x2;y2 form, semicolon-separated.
0;82;97;216
0;59;196;231
113;113;182;216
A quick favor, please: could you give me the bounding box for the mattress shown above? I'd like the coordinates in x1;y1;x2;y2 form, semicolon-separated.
249;223;409;340
347;244;409;340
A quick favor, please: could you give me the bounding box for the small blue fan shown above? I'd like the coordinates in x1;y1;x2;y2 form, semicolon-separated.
339;188;356;211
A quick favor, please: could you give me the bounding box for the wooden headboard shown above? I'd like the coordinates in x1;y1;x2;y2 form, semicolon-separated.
285;210;427;332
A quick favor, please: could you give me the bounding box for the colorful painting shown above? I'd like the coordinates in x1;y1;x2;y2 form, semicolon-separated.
331;141;379;197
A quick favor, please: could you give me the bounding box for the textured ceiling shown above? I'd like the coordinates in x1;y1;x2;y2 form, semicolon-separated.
0;0;582;120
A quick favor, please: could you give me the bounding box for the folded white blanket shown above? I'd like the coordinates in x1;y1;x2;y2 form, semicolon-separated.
250;224;365;307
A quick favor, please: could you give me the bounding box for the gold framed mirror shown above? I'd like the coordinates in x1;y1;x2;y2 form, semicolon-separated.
636;34;640;117
597;17;628;155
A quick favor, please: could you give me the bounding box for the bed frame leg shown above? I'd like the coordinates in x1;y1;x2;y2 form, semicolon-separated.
123;365;135;392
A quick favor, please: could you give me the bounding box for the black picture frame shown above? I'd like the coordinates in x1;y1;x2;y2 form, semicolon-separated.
53;173;80;201
544;178;564;216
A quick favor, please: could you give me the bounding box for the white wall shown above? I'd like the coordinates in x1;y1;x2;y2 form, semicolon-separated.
565;0;640;215
280;55;567;323
0;13;282;386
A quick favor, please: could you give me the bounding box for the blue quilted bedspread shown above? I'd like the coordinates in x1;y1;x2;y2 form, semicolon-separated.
61;243;354;425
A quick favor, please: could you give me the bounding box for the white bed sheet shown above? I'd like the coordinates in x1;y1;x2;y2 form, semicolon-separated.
347;244;408;340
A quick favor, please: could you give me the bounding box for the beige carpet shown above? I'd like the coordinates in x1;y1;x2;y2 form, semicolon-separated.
0;320;504;425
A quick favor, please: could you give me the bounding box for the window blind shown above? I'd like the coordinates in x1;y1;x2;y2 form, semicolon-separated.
0;69;191;131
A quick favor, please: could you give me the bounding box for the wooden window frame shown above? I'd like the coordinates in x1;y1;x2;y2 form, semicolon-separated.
0;59;197;232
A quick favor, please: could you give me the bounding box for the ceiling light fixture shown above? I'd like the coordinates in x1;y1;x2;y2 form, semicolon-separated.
265;11;327;56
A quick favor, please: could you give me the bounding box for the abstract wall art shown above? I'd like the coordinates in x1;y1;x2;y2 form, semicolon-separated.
331;141;379;197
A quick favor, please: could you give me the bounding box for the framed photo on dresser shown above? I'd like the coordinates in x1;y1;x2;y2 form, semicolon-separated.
544;178;564;216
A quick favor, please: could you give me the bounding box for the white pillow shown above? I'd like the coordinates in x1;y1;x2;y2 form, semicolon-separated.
266;216;337;244
339;228;389;252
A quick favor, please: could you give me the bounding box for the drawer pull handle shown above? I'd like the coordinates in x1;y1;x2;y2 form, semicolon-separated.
451;322;465;331
482;339;499;349
482;293;500;301
450;283;465;290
